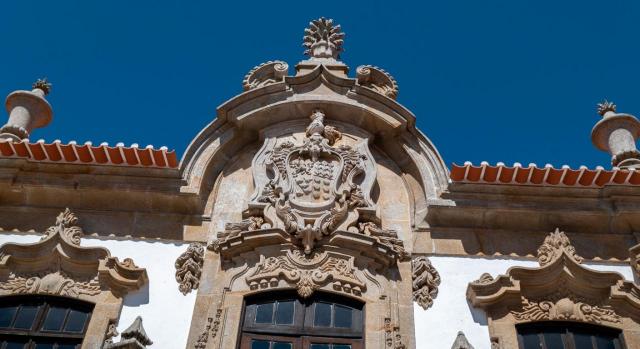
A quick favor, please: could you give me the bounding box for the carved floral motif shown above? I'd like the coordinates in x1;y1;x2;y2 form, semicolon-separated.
412;256;440;310
41;208;83;245
246;249;365;298
358;222;408;260
472;273;494;285
537;228;583;266
175;243;205;295
384;317;405;349
512;292;621;324
0;270;100;297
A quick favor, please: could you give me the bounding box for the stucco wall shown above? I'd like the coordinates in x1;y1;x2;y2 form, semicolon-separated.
414;255;634;349
0;233;196;349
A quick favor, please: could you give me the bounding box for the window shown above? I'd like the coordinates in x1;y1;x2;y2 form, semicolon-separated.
0;296;93;349
240;292;363;349
517;322;626;349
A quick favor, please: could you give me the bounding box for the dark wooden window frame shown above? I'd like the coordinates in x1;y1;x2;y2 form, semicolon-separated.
240;291;364;349
0;295;93;349
516;321;627;349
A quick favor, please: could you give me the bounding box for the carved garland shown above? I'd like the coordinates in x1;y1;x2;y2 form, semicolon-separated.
412;256;441;310
175;242;205;295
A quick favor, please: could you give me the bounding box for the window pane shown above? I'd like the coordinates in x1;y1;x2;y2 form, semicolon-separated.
5;341;27;349
64;309;89;332
273;342;292;349
42;306;68;331
334;305;352;328
314;302;332;327
34;344;55;349
520;333;541;349
255;303;274;324
275;301;294;325
543;330;564;349
0;305;18;327
595;336;616;349
13;305;40;329
334;345;351;349
310;345;330;349
251;340;270;349
574;332;593;348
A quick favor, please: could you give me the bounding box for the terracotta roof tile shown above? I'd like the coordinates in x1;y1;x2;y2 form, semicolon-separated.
0;139;177;169
450;162;640;187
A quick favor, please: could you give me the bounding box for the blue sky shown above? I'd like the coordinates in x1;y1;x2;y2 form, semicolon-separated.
1;0;639;168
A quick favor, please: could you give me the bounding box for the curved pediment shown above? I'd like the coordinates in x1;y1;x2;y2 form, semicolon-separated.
0;209;147;298
467;229;640;327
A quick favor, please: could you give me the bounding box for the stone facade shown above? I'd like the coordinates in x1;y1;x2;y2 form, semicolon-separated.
1;17;640;349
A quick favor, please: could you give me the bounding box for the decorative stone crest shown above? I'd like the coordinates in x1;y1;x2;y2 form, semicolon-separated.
303;17;344;61
221;108;385;257
41;208;84;245
175;242;204;295
356;65;399;99
412;256;440;310
0;270;100;297
242;61;289;90
537;228;582;266
246;249;365;298
451;331;475;349
471;273;494;285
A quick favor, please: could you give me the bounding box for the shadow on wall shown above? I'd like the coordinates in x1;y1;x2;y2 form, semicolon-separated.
123;281;150;306
467;298;488;326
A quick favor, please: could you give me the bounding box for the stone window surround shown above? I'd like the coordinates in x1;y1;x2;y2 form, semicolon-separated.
0;208;148;349
466;228;640;349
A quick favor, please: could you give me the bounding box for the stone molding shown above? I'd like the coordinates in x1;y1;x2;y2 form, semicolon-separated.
0;208;148;348
467;228;640;348
175;242;205;295
411;256;440;310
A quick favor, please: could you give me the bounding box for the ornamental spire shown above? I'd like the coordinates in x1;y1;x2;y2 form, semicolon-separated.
303;17;344;61
591;100;640;169
0;78;53;141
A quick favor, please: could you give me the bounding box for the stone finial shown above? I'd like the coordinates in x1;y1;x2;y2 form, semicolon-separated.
0;78;53;141
597;100;616;116
537;228;583;267
451;331;475;349
591;100;640;168
104;316;153;349
412;256;441;310
303;17;344;61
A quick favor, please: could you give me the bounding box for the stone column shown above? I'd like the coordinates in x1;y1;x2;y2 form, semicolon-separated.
591;100;640;169
0;78;53;141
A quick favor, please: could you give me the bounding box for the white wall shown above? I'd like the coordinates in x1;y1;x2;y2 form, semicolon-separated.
0;233;197;349
414;256;634;349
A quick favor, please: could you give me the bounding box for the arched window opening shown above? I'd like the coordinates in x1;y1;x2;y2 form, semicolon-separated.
0;295;93;349
240;291;363;349
517;322;626;349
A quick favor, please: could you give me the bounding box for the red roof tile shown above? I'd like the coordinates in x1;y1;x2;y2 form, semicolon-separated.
450;162;640;187
0;140;178;169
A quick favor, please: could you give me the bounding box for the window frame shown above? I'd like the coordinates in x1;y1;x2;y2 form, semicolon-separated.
0;295;93;349
516;321;627;349
240;291;365;349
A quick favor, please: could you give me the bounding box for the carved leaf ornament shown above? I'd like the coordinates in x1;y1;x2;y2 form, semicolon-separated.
412;256;441;310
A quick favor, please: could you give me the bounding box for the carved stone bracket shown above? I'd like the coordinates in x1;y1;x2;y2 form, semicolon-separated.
175;242;205;295
242;61;289;91
467;228;640;347
412;256;440;310
246;249;366;298
0;208;148;298
356;65;399;99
